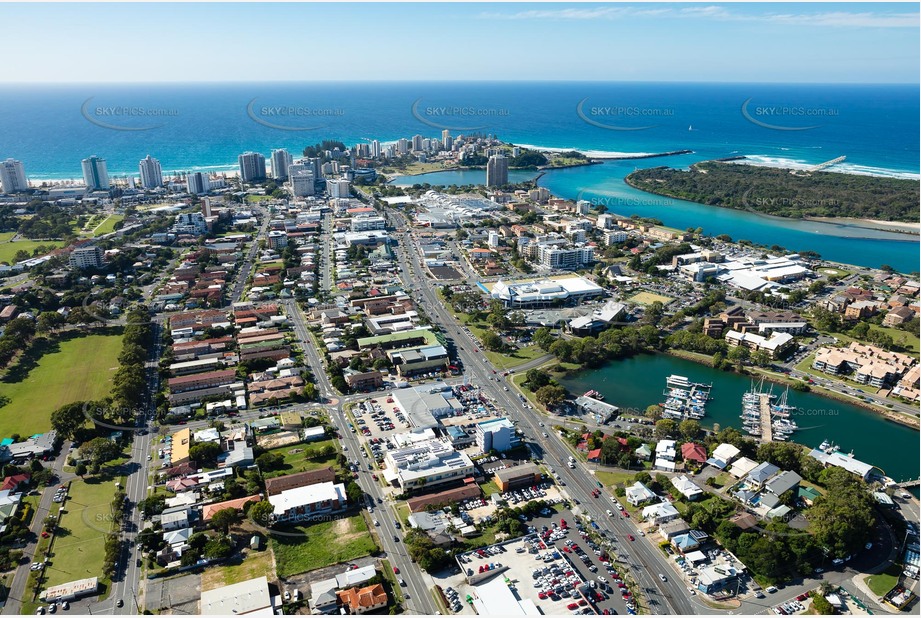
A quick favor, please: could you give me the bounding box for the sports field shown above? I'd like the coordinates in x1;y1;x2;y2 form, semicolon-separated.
628;291;674;305
0;333;123;438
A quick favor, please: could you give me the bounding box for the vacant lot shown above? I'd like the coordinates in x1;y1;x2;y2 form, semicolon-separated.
628;291;673;306
0;332;123;438
202;547;276;591
43;474;121;589
272;515;377;577
260;439;338;480
86;214;124;237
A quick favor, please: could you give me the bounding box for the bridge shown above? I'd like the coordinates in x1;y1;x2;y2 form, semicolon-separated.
894;478;920;489
806;155;846;173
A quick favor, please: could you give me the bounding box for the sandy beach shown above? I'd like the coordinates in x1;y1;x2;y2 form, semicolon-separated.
805;216;920;236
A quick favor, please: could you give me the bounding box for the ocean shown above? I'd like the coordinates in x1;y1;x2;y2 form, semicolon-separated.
1;82;918;268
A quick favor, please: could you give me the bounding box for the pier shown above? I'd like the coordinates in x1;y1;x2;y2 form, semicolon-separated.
806;155;846;173
759;393;774;442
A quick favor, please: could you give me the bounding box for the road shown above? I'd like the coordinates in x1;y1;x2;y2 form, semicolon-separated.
385;213;700;615
229;208;270;305
281;298;438;615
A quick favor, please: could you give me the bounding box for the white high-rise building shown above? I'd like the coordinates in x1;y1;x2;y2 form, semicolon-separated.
186;172;210;195
0;158;28;194
69;245;104;270
81;155;110;190
488;231;501;248
238;151;267;182
138;155;162;189
486;154;508;187
289;169;316;197
397;138;410;155
411;134;424;151
371;140;381;158
271;149;293;181
327;179;350;199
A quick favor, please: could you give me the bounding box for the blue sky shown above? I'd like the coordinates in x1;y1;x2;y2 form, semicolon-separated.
2;3;917;83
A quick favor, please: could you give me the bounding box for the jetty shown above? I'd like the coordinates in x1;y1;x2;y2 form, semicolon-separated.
806;155;846;173
758;393;774;442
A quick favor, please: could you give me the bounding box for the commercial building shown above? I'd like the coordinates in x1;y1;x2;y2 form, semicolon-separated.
238;151;267;182
39;577;99;603
200;576;279;615
172;212;208;235
486;154;509;187
69;245;104;269
351;215;386;232
485;276;604;308
169;428;192;466
138;154;163;189
264;467;337;496
383;439;475;492
0;158;29;194
268;481;348;520
475;418;521;453
391;385;463;427
289;168;316;197
725;330;795;359
494;463;543;492
388;344;450;377
81;155;109;190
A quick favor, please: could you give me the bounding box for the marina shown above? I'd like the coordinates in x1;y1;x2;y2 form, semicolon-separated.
559;353;920;485
660;374;712;420
740;379;799;442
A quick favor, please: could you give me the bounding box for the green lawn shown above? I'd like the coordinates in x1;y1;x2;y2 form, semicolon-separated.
865;565;902;596
0;240;63;266
246;195;274;203
595;471;637;488
272;515;378;577
394;503;411;527
870;324;920;354
0;332;123;438
260;439;338;479
479;479;500;497
43;475;121;589
87;214;124;237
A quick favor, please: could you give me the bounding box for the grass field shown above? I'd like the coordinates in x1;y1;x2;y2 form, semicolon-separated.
43;475;121;588
865;565;901;596
246;195;274;203
0;240;63;265
86;214;124;237
260;439;338;480
202;547;276;591
479;479;500;497
272;515;378;577
0;332;123;438
628;291;674;306
595;471;636;488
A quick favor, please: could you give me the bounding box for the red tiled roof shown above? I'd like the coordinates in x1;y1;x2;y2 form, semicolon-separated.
681;442;707;463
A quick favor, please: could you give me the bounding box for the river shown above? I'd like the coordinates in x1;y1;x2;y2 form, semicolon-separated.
387;162;919;272
558;353;919;483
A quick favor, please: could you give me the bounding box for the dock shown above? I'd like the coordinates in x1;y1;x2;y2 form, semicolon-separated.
759;393;773;442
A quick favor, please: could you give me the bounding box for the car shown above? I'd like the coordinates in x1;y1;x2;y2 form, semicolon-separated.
865;542;873;550
61;602;68;611
393;535;400;542
393;566;400;574
399;579;406;587
627;535;635;541
116;600;124;608
48;606;56;614
567;603;579;611
766;586;778;593
136;558;142;567
36;609;44;615
606;510;613;516
658;574;667;582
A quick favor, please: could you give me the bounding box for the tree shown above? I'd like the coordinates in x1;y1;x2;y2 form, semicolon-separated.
50;401;89;440
535;385;566;408
36;311;65;334
75;463;87;477
655;419;677;439
750;349;772;367
727;345;750;368
210;508;240;534
346;481;364;504
81;437;121;465
481;331;503;351
248;500;274;528
256;452;284;472
678;419;701;441
644;404;663;421
203;537;235;560
525;369;551;392
189;442;222;467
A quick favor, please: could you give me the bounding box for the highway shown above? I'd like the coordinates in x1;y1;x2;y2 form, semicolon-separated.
386;213;701;615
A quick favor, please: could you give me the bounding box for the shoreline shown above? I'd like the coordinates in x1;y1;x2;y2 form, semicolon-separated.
623;174;920;242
